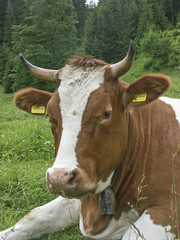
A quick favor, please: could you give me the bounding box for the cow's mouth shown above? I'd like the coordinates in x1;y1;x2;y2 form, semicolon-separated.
47;180;91;199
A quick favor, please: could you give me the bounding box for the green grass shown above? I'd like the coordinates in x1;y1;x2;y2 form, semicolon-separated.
0;59;179;239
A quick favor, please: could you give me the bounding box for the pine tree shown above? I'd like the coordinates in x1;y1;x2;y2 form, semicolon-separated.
136;0;169;43
162;0;180;25
128;0;140;40
3;0;15;48
2;0;78;92
72;0;87;43
83;6;100;57
0;0;25;87
0;0;15;86
83;0;131;62
0;0;7;45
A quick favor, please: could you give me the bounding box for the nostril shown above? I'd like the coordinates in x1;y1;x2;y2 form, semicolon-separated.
68;171;76;185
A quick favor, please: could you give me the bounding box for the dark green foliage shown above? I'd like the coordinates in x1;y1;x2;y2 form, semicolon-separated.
160;0;180;25
140;25;180;71
1;0;78;93
83;0;132;62
83;7;100;57
136;0;170;43
72;0;87;42
0;0;8;44
83;0;177;64
0;0;180;92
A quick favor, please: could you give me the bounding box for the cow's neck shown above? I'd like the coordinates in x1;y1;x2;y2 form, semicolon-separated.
111;106;151;217
80;105;153;234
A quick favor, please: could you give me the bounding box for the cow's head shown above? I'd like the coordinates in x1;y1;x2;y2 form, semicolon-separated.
14;41;170;199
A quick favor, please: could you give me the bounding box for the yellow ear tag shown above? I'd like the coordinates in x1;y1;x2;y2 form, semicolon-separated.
31;105;45;114
133;93;147;102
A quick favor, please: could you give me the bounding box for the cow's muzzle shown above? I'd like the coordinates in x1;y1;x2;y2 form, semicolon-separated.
46;167;96;198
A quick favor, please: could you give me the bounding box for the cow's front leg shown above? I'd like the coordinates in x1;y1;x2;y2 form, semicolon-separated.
0;196;80;240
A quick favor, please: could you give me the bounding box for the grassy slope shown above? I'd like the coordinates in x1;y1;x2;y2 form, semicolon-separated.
0;59;179;239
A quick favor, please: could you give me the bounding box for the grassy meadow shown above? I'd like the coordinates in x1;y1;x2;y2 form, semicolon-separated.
0;59;180;239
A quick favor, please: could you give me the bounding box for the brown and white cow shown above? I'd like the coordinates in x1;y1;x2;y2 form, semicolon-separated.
1;41;180;240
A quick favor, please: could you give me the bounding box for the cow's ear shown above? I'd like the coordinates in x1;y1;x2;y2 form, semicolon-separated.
14;88;53;115
122;74;171;108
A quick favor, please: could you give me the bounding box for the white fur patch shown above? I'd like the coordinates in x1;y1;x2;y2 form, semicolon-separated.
95;172;114;194
52;65;106;171
122;211;175;240
80;209;175;240
80;209;139;239
160;97;180;123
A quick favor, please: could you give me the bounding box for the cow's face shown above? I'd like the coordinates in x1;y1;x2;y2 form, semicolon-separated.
45;65;129;198
15;42;170;199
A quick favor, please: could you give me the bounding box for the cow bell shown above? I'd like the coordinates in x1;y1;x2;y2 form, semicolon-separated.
99;187;116;215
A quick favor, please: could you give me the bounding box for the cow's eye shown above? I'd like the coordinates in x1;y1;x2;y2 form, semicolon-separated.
98;105;112;124
99;109;112;124
102;111;111;119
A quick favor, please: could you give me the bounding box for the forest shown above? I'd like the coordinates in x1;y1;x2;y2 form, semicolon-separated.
0;0;180;93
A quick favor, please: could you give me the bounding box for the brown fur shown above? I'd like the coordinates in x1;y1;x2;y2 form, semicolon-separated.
67;56;108;69
46;91;62;157
123;74;171;108
14;88;53;115
80;81;180;235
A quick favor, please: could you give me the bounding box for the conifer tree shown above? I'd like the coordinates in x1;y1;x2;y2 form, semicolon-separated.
2;0;78;92
3;0;15;48
0;0;15;86
136;0;169;43
83;6;100;57
83;0;131;62
0;0;7;45
72;0;87;43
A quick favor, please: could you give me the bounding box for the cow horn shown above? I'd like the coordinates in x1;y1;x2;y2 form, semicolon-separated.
19;54;58;83
111;40;136;78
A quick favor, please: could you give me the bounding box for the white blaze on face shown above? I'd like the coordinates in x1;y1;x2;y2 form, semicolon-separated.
52;65;106;171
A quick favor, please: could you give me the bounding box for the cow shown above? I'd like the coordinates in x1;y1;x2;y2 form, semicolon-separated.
0;40;180;240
